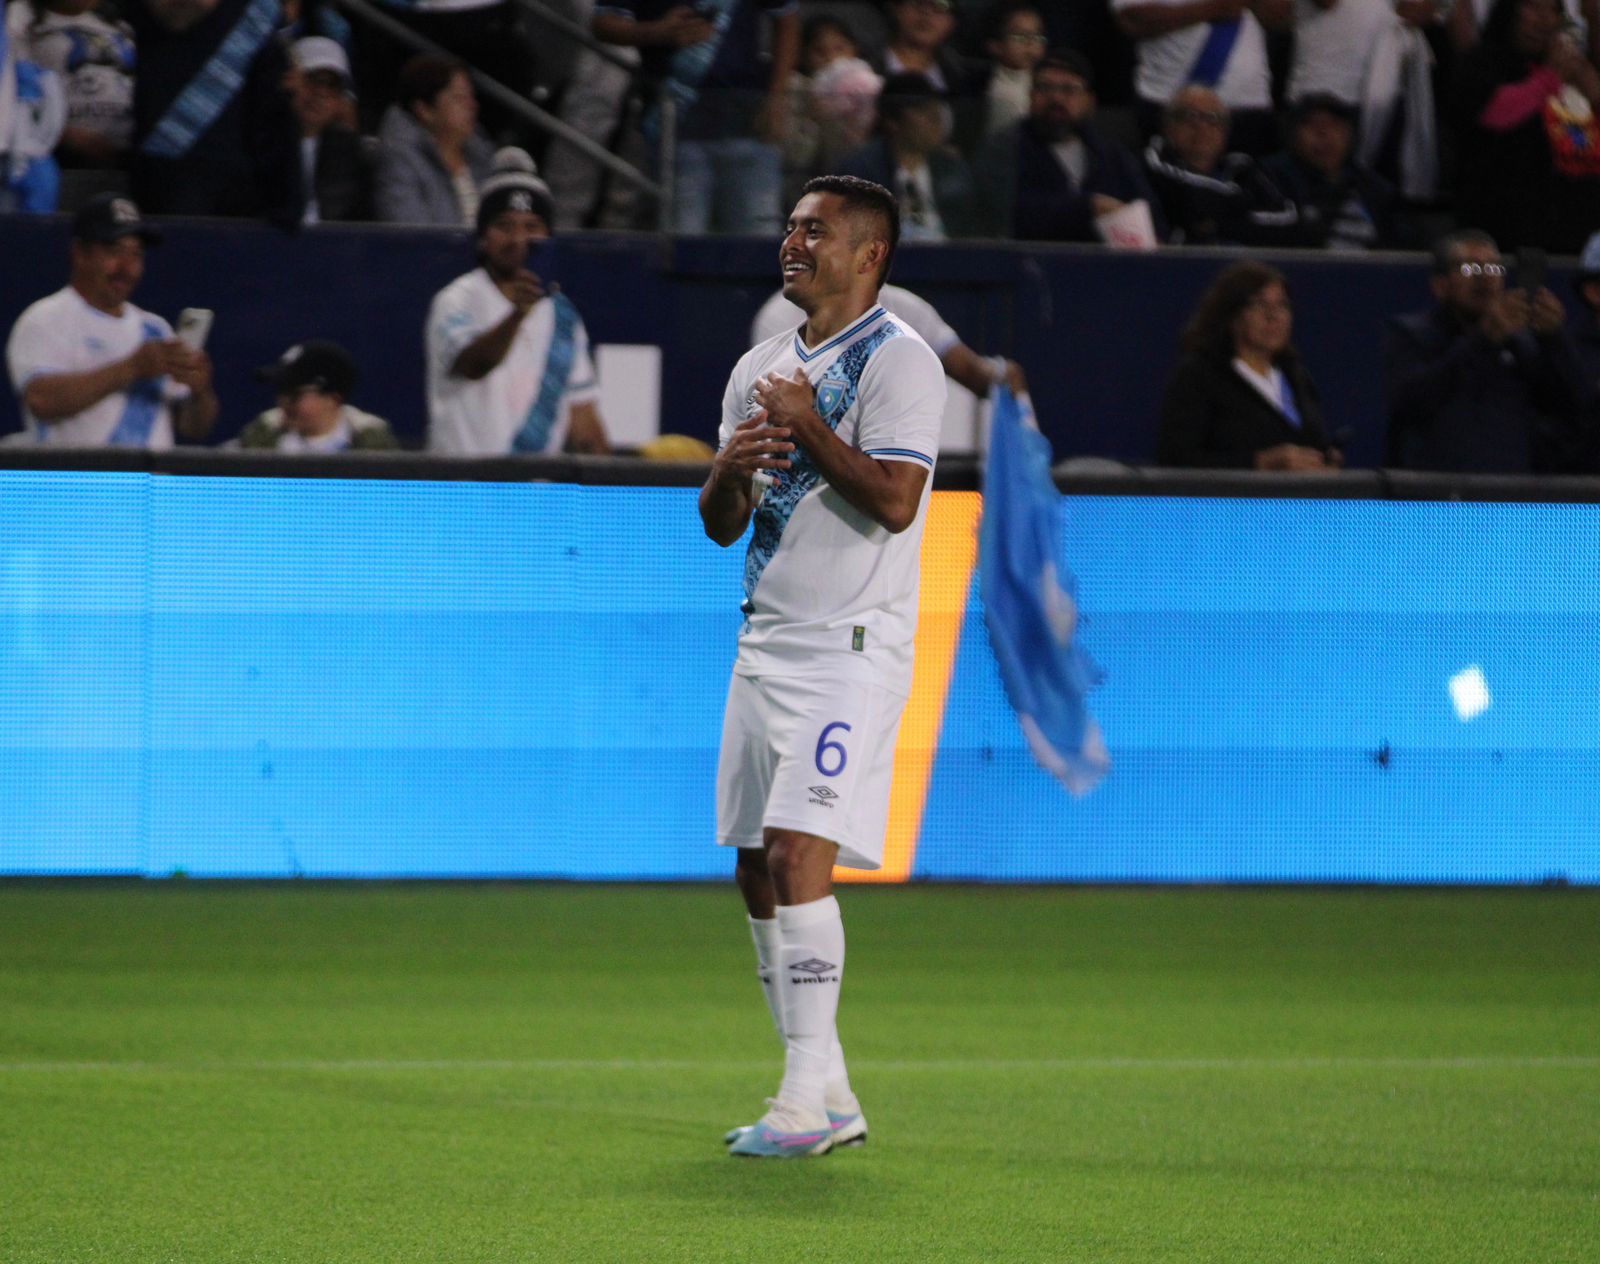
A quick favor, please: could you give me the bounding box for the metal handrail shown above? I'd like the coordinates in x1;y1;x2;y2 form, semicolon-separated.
508;0;639;75
331;0;662;203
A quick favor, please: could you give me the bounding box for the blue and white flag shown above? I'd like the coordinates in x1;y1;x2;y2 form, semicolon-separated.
979;386;1109;796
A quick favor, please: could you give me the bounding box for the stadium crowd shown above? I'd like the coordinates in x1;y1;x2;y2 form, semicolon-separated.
4;0;1600;469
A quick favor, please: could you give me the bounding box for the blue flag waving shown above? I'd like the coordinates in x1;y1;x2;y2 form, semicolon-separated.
979;387;1109;795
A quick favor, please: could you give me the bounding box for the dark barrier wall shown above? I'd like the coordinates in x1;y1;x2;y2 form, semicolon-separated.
0;457;1596;884
5;218;1572;469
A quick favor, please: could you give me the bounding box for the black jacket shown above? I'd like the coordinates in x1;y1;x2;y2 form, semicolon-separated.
1156;353;1328;469
302;126;376;224
1385;306;1588;473
1142;137;1299;247
1258;151;1404;250
976;118;1164;243
838;137;983;238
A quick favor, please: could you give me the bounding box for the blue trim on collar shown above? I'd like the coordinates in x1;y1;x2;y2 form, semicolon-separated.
792;306;888;363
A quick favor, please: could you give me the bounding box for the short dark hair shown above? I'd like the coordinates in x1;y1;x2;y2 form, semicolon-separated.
397;52;469;113
1181;260;1293;364
801;174;900;285
876;73;945;126
801;13;857;56
1431;228;1499;274
984;0;1044;41
1033;50;1094;91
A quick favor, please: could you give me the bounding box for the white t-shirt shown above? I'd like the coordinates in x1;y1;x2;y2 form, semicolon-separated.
1287;0;1394;104
750;283;960;359
720;304;945;694
5;3;135;149
6;286;183;448
426;269;599;455
1110;0;1273;110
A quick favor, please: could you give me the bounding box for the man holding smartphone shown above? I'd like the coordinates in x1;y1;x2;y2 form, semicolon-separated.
5;193;217;447
1385;228;1586;473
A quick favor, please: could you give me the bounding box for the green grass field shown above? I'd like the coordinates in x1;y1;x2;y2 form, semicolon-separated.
1;883;1596;1263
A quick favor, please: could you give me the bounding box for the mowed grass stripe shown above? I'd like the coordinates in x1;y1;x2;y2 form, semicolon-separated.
2;1055;1598;1073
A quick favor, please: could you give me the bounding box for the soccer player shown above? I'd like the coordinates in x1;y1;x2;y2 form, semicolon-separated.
699;174;946;1158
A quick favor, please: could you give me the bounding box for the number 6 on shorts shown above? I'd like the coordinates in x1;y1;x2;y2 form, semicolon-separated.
815;721;852;777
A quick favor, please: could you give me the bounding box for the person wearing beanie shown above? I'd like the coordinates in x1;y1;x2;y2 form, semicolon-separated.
238;339;398;452
424;150;610;455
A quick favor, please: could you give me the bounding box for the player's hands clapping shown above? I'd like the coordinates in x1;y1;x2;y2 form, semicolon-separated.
714;411;794;485
752;369;819;432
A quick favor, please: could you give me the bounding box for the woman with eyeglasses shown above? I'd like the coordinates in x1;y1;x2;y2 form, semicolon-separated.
1453;0;1600;252
1156;260;1340;471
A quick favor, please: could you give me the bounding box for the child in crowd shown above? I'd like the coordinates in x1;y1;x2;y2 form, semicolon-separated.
981;0;1047;139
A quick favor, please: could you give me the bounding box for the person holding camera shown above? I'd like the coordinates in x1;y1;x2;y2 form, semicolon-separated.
425;153;610;456
5;193;217;447
1385;229;1588;473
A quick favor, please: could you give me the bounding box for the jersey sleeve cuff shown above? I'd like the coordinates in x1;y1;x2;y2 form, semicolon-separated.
863;447;935;468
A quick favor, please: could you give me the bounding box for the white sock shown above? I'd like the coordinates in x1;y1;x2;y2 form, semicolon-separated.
750;915;858;1116
748;916;785;1037
773;896;845;1122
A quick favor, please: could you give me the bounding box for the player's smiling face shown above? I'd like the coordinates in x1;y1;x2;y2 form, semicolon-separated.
779;192;861;311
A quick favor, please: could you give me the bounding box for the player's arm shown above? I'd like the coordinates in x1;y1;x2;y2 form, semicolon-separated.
449;272;543;381
754;370;928;534
699;413;795;546
22;339;175;422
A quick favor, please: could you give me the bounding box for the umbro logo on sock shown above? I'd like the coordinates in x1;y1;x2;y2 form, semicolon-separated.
789;957;839;983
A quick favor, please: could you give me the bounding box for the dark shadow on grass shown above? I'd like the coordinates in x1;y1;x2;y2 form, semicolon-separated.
640;1152;883;1216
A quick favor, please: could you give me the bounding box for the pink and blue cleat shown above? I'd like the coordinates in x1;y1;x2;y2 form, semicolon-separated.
725;1106;867;1154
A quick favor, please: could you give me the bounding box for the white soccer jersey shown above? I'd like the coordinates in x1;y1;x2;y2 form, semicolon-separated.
750;283;961;359
425;268;599;455
5;286;183;448
1109;0;1272;110
720;304;946;694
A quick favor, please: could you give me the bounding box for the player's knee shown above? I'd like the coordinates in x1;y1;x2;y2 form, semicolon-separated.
764;830;834;885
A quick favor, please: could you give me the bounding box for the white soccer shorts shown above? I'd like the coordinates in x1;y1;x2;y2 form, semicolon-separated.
715;670;908;871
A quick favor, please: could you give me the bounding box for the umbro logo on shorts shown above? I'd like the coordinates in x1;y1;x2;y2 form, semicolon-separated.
808;785;838;805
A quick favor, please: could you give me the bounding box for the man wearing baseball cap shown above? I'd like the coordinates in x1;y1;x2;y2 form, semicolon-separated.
5;192;217;447
285;37;373;225
425;149;610;455
238;339;397;452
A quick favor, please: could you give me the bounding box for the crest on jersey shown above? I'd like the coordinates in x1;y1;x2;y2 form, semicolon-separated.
816;374;848;420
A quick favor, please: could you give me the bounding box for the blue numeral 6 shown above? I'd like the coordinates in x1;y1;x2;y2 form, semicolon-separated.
815;721;852;777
